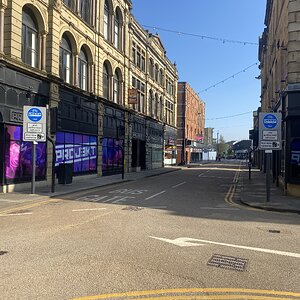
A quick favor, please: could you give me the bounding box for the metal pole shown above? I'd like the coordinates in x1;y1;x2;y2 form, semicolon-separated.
266;151;271;202
31;141;37;194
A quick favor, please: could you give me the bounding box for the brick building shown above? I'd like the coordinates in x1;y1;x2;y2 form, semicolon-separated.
0;0;177;192
258;0;300;196
176;82;205;164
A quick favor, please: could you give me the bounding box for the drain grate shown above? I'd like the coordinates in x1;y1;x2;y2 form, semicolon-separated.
207;254;247;271
0;251;8;256
122;206;144;211
269;229;280;233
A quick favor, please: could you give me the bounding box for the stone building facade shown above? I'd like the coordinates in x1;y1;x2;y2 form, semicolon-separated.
258;0;300;196
0;0;178;192
176;82;205;164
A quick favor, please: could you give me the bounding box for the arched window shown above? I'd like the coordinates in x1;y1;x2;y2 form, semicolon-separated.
149;59;154;79
78;48;88;91
103;62;110;99
155;64;159;82
149;91;153;116
80;0;92;25
113;70;122;104
59;35;73;84
114;8;123;50
155;94;159;118
159;69;164;86
160;97;164;120
22;7;39;68
104;1;110;41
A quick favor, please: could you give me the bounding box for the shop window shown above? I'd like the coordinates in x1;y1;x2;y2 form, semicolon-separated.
102;138;123;175
4;125;46;183
55;132;97;174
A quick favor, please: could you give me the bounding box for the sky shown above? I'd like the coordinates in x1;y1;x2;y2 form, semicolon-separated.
132;0;267;142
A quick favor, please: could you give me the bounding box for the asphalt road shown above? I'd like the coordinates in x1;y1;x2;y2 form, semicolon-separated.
1;161;300;300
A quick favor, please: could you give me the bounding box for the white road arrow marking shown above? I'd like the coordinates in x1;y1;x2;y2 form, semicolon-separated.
149;236;300;258
149;236;205;247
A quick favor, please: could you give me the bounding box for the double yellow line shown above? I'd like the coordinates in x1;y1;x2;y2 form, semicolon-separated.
71;288;300;300
224;163;242;208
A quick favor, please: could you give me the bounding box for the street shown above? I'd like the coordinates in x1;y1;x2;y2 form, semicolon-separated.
1;161;300;300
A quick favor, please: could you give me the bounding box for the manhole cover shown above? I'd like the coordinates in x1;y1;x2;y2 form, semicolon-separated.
207;254;247;271
122;206;144;211
0;251;8;256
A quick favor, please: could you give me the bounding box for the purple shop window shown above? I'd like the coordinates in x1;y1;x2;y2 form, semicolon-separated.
56;132;65;144
5;141;21;179
75;134;82;144
65;132;74;144
90;136;97;144
82;135;89;144
7;125;21;141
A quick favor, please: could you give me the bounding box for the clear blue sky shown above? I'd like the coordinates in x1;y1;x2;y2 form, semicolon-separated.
132;0;267;142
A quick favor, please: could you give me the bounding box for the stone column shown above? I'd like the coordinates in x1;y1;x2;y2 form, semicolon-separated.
46;82;60;187
40;31;47;71
0;4;6;54
73;52;79;86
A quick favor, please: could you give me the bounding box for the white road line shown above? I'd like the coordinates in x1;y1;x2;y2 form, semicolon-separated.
172;181;186;188
150;236;300;258
0;212;33;217
145;191;166;200
198;174;204;177
72;208;107;212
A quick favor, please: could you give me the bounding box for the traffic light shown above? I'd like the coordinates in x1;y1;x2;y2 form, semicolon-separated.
249;129;258;148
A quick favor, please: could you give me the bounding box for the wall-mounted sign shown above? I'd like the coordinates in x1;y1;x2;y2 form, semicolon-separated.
128;88;138;104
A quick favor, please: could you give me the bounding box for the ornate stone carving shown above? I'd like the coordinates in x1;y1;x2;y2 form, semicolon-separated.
51;0;62;12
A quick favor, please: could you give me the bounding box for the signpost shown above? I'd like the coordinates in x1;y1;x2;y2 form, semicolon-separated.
258;113;282;202
23;106;47;194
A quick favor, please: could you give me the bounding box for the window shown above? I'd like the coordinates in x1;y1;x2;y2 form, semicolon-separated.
155;94;159;118
78;49;88;91
60;35;73;84
132;42;136;64
114;9;122;50
131;76;145;113
113;70;122;104
104;1;110;41
103;63;110;99
55;132;97;174
159;69;164;86
149;91;153;116
155;64;159;82
136;46;141;68
4;125;46;183
80;0;92;25
141;51;146;71
64;0;76;11
149;59;154;79
22;7;39;68
160;97;164;120
165;99;174;126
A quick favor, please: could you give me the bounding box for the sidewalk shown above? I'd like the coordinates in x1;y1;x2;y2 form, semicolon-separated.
0;167;181;203
239;167;300;214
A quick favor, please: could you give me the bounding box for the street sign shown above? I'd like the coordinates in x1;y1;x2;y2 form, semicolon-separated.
258;112;281;150
23;106;47;142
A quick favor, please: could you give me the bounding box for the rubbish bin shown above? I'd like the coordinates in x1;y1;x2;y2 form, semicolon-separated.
57;163;73;184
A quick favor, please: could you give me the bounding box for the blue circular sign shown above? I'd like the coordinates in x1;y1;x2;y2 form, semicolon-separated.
263;114;277;129
27;108;42;122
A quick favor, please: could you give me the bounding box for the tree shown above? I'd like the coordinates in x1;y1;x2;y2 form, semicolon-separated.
217;135;229;156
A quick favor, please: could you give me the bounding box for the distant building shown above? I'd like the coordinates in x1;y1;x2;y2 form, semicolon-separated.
204;128;214;150
176;82;205;164
258;0;300;196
